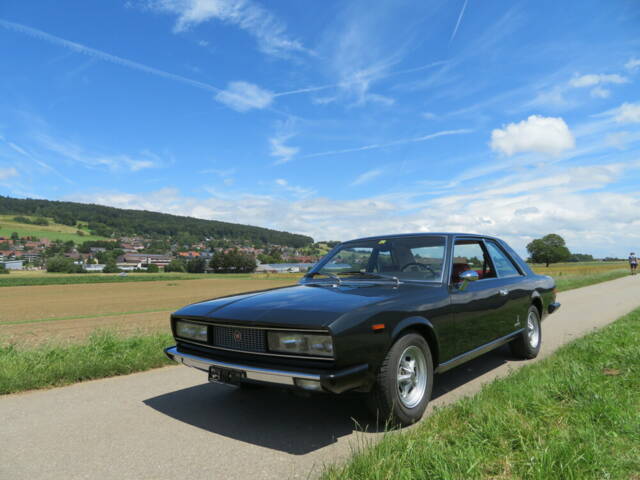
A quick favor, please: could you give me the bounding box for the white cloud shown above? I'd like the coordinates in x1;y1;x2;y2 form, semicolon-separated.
0;166;18;180
36;134;163;172
614;102;640;123
304;129;472;159
449;0;468;42
351;169;383;186
215;81;274;112
491;115;575;156
625;57;640;72
0;19;222;95
274;178;314;197
590;86;610;98
149;0;307;57
65;159;640;256
269;134;299;164
569;73;628;88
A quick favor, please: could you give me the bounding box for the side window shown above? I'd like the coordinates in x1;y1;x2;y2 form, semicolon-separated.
452;240;495;282
485;241;521;277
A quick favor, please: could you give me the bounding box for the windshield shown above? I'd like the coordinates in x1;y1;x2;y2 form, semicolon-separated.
312;236;446;282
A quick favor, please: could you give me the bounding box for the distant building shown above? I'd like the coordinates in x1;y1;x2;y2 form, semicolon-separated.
122;253;172;266
83;264;106;272
1;260;24;270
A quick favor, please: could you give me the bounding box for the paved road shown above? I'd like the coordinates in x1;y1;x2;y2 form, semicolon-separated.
2;275;639;480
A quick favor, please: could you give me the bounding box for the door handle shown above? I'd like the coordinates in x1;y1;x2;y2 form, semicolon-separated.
499;289;509;296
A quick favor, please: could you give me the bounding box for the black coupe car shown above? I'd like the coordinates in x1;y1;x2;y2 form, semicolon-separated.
165;233;559;425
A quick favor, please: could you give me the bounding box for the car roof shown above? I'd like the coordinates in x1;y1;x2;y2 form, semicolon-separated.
342;232;502;244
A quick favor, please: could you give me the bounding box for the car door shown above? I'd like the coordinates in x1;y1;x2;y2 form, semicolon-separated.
446;238;506;358
483;239;530;336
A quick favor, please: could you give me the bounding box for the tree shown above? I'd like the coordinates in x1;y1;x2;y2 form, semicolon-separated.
10;232;19;241
146;263;159;273
0;264;9;274
209;249;256;273
164;259;186;273
102;260;121;273
186;258;206;273
526;234;571;267
46;256;81;273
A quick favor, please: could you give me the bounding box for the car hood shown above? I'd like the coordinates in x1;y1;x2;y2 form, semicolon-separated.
173;282;411;329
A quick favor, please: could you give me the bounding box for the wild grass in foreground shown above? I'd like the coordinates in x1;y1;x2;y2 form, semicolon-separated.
324;308;640;480
0;330;174;394
553;268;629;292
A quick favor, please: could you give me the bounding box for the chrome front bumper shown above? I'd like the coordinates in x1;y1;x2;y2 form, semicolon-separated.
164;346;371;393
164;346;320;386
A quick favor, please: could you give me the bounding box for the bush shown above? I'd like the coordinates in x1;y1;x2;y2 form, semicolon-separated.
186;258;206;273
164;259;186;273
145;263;159;273
0;264;9;274
102;261;121;273
46;256;79;273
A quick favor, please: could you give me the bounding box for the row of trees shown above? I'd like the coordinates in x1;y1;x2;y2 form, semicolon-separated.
165;249;257;273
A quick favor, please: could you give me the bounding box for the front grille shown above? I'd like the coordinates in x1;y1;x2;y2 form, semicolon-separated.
212;326;267;353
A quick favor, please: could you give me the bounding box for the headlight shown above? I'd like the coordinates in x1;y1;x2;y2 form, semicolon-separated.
267;331;334;357
175;320;208;342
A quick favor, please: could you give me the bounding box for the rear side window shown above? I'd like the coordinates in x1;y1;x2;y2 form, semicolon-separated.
485;241;521;277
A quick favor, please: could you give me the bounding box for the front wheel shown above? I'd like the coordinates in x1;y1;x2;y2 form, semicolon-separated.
510;305;542;359
367;333;433;427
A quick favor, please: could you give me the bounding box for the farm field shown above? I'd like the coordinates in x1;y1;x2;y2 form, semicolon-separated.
530;261;628;291
0;214;109;243
0;270;286;287
0;277;296;345
0;261;629;347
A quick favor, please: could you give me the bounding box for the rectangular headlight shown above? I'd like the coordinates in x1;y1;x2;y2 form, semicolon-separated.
175;320;208;342
267;331;333;357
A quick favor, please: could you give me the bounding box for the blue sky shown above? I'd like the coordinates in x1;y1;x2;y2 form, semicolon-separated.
1;0;639;257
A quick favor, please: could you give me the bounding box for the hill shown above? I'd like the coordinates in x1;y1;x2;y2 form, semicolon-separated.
0;196;313;247
0;215;109;243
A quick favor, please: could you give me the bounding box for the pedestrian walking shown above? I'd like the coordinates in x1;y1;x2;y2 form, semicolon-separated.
630;252;638;275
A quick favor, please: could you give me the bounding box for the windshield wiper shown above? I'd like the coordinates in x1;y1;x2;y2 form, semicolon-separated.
306;271;342;285
310;270;400;287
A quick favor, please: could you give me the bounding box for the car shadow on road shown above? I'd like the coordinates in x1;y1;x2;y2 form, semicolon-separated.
144;382;376;455
144;345;523;455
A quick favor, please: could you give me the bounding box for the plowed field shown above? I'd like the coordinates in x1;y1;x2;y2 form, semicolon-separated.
0;277;296;345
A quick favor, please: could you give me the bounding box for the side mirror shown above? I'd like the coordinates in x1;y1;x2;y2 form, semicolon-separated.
458;270;479;290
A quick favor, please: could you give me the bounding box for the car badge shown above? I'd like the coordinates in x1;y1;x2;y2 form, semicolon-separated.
233;330;242;342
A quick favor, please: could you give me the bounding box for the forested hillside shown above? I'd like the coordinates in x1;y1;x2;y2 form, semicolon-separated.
0;196;313;247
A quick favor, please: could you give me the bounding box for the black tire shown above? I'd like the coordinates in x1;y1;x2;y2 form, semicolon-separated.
367;332;434;427
510;305;542;359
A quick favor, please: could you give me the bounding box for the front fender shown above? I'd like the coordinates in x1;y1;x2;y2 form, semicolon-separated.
390;316;440;366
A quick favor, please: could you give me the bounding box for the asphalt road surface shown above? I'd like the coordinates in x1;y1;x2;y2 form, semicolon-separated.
2;275;639;480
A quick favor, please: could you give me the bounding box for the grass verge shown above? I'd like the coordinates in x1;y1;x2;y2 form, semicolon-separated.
553;268;629;292
0;272;259;287
0;330;174;394
323;308;640;480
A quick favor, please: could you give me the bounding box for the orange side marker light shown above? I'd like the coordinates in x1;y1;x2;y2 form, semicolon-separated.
372;323;385;332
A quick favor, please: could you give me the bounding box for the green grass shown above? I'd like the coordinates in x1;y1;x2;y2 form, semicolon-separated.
553;268;629;292
0;330;175;394
0;272;257;287
323;308;640;480
0;214;108;242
